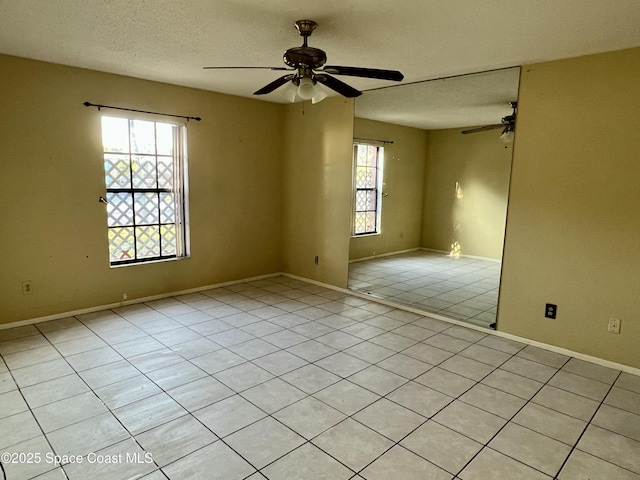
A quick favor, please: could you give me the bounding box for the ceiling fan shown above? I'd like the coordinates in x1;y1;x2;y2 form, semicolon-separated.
203;20;404;103
461;101;518;142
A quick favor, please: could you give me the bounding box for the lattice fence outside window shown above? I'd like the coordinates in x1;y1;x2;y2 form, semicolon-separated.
352;143;383;235
101;116;189;266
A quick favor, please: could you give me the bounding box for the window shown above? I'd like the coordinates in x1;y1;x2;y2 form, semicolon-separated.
352;143;384;235
101;116;189;266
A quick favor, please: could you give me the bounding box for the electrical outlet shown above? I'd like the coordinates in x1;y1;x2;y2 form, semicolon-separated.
545;303;557;319
314;256;319;265
123;293;128;301
608;318;621;334
22;280;33;295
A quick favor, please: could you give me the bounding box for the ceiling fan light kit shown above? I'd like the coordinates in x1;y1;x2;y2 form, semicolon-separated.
204;20;404;103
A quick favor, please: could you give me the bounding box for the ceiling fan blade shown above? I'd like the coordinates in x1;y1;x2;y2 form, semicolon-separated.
253;74;296;95
322;66;404;82
315;74;362;98
203;66;291;71
461;124;505;135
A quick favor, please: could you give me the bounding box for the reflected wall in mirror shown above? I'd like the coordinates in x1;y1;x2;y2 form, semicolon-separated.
348;67;520;329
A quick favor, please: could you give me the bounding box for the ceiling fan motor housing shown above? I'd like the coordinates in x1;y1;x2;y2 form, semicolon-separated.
283;47;327;70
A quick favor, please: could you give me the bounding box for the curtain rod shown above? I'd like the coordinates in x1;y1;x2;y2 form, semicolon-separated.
83;102;201;122
353;137;394;145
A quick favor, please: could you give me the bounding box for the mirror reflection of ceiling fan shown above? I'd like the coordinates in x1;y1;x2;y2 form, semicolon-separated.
462;101;517;142
203;20;404;103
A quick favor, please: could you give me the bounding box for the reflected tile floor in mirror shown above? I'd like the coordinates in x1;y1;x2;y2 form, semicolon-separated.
349;250;501;329
1;275;639;479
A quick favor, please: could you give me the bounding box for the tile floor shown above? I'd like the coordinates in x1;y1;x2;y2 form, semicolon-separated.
0;275;639;480
349;250;501;328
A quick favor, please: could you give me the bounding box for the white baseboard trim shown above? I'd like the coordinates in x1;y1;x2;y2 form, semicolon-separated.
282;273;640;377
349;247;421;264
0;272;284;331
3;271;638;377
420;248;502;263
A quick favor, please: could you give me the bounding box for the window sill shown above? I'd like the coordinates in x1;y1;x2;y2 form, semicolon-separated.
110;255;190;268
351;232;381;238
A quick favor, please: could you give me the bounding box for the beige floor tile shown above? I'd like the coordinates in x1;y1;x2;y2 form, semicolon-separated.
513;402;587;445
401;420;482;474
190;348;246;374
548;370;611;401
616;372;640;394
144;361;208;390
481;368;543;399
313;418;393;471
459;383;526;419
592;404;640;442
314;352;370;377
136;415;217;467
64;346;123;372
273;397;346;440
262;443;353;480
414;366;476;397
354;398;426;442
349;365;408;396
458;344;511;367
3;345;63;370
0;372;18;394
489;422;572;476
113;392;187;435
0;334;49;355
361;445;451;480
226;418;306;468
79;360;140;390
162;441;255;480
95;375;162;409
46;411;129;457
0;389;29;419
314;380;380;416
193;394;266;437
128;348;184;373
605;387;640;415
33;391;108;433
562;357;620;384
558;449;640;479
0;410;42;450
281;364;341;394
251;350;307;375
63;438;156;480
578;424;640;474
376;353;432;379
532;385;600;421
2;435;58;479
387;381;452;417
11;358;75;388
214;361;274;392
516;344;569;368
439;355;495;381
241;378;307;414
402;343;454;365
434;400;506;443
167;376;234;411
459;447;550;480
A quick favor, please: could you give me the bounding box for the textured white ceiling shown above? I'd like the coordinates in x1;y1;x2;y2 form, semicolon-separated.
1;0;640;128
357;68;521;130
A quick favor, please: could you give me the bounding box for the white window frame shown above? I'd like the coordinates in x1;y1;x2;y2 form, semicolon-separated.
100;115;190;266
351;143;384;236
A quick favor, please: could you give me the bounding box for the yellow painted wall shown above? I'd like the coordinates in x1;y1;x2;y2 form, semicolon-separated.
421;128;513;260
282;98;354;288
498;47;640;368
0;54;284;324
349;118;427;260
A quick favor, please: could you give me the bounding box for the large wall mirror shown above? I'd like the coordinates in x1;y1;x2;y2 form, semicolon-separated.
348;67;521;329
